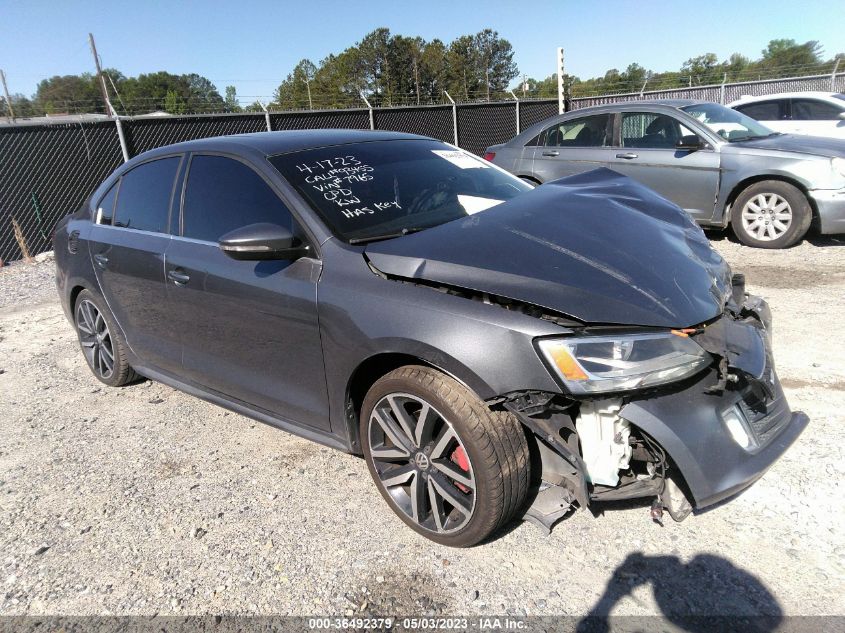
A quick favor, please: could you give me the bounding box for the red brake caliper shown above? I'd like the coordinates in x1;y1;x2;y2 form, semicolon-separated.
450;446;470;493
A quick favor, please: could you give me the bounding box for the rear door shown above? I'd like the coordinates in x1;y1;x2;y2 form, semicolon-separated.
608;111;720;223
88;155;183;373
165;153;330;431
530;113;615;182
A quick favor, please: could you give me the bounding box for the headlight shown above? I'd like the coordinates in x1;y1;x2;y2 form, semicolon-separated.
537;332;711;394
833;157;845;179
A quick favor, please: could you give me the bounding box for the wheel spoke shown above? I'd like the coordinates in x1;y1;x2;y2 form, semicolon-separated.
100;339;114;362
379;463;415;487
413;403;437;448
746;201;760;212
372;407;414;455
387;396;417;446
409;473;427;523
430;472;472;516
427;477;446;531
432;458;475;491
429;426;456;460
767;223;778;239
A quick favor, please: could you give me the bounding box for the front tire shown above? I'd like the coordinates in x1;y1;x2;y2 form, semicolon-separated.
74;289;137;387
730;180;811;249
360;366;530;547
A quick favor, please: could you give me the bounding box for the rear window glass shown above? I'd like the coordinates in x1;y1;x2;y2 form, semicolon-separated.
270;140;531;243
791;99;843;120
113;157;180;233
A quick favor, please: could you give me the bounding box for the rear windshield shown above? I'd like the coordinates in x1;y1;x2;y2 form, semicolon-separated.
270;139;531;243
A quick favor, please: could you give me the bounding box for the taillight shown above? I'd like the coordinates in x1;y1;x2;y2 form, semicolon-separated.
483;151;496;162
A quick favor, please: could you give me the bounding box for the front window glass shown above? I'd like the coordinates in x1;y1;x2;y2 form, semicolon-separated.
182;155;293;242
621;113;696;148
113;157;180;233
270;140;532;243
680;102;774;142
544;114;611;147
791;99;843;121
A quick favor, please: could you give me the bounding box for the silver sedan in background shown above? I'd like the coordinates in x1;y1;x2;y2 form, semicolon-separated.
485;100;845;248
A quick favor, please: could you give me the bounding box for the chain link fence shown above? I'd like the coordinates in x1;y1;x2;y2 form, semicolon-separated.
2;72;843;262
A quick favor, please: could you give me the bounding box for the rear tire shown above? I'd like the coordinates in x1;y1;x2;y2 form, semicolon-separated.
730;181;811;249
360;366;530;547
74;289;138;387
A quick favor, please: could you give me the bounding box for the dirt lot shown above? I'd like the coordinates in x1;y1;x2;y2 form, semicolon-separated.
1;234;843;620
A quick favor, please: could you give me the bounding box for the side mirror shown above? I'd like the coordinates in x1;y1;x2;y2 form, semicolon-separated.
838;111;845;121
675;135;704;150
218;222;309;261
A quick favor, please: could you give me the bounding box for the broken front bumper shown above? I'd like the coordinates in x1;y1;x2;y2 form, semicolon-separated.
621;367;808;508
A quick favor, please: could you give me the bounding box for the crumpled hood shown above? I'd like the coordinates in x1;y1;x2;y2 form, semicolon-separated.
365;169;731;328
729;133;845;158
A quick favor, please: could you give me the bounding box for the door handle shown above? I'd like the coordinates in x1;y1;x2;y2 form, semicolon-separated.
167;269;190;285
542;150;560;157
93;253;109;269
615;152;639;159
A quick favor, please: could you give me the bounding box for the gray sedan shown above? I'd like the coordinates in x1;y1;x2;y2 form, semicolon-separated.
486;100;845;248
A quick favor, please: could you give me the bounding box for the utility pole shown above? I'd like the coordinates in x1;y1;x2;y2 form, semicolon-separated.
1;69;15;120
88;32;111;117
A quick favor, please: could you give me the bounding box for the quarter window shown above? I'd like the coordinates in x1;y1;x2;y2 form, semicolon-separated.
112;157;180;233
735;100;782;121
621;113;696;149
791;99;843;121
96;181;119;225
543;114;612;147
182;155;293;242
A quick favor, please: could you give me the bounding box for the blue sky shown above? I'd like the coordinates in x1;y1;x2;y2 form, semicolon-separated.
2;0;841;103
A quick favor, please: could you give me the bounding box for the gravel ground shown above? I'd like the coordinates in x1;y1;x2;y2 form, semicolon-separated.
0;234;843;620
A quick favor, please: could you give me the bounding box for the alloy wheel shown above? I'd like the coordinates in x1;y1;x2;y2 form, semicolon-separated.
367;393;476;534
75;299;115;380
741;193;793;241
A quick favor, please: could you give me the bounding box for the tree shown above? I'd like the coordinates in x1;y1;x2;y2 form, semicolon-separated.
446;35;478;100
760;39;823;72
1;93;37;118
34;73;102;114
273;58;318;109
681;53;719;85
474;29;518;99
224;86;241;112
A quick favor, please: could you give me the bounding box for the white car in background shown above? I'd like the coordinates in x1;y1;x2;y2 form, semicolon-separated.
729;92;845;138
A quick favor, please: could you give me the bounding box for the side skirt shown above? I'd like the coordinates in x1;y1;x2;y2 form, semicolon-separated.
131;362;352;454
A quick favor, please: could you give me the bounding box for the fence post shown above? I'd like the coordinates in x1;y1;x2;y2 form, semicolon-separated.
557;47;565;114
259;101;272;132
444;91;458;146
509;90;520;134
360;93;374;130
832;59;841;91
720;73;727;104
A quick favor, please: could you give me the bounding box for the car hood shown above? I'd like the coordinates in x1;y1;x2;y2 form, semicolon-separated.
365;169;732;328
729;133;845;158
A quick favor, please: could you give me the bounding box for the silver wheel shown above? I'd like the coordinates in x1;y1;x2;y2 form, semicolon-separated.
741;193;793;242
367;392;476;534
75;298;115;380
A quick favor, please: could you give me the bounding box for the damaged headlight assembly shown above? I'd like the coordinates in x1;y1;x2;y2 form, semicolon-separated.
537;332;711;394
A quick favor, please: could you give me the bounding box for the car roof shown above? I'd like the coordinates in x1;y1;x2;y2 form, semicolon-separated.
137;129;432;160
557;99;707;117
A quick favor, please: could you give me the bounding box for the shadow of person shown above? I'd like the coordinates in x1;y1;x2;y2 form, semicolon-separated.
576;552;782;633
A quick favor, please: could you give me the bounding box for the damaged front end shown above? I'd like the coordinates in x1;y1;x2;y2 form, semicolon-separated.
494;282;809;533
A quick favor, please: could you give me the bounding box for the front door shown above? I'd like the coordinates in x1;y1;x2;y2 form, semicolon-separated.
608;111;720;223
165;153;330;431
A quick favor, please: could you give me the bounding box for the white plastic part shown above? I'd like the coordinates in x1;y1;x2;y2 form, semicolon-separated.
575;399;632;486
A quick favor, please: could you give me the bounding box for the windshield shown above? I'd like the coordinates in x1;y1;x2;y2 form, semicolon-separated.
680;102;775;142
270;139;532;243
